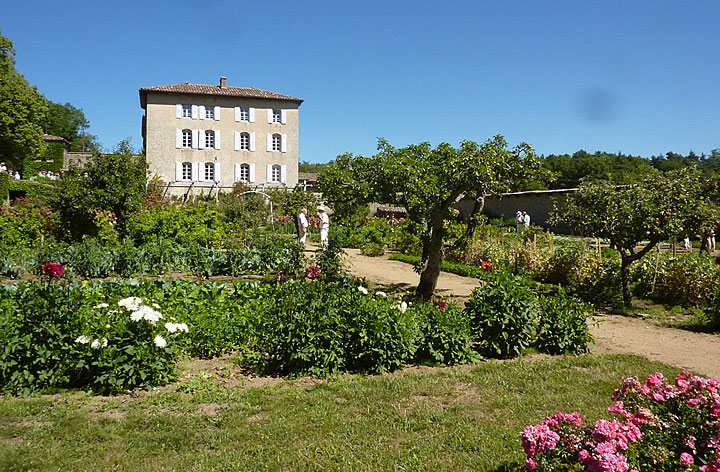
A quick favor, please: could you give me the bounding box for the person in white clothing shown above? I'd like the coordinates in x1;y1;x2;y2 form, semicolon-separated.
318;205;330;249
523;211;530;230
297;207;309;245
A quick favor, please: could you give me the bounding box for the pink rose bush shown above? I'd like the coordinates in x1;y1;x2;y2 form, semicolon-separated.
522;372;720;471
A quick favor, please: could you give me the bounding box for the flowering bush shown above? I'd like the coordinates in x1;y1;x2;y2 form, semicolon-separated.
522;372;720;471
305;265;320;280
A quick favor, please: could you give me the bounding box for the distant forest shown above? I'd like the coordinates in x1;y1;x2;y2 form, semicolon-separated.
301;148;720;191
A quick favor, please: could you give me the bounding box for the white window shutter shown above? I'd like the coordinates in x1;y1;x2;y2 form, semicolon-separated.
176;129;182;148
281;165;287;183
249;163;256;183
234;107;240;122
175;162;182;181
192;129;199;149
266;133;272;152
234;163;240;182
191;162;199;181
250;132;256;151
214;162;221;181
198;130;205;149
214;106;220;121
249;107;255;122
199;105;205;120
176;104;182;119
191;105;198;119
281;110;287;124
198;163;206;181
234;132;240;151
281;134;287;153
266;164;273;183
267;109;273;124
214;130;221;150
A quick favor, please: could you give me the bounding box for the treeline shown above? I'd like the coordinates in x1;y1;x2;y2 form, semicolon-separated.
538;149;720;190
0;28;99;171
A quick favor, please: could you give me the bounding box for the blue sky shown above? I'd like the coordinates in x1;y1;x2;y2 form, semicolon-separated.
3;0;719;162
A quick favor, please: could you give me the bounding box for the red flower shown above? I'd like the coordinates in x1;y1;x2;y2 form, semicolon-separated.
306;266;321;280
435;300;447;311
42;262;63;278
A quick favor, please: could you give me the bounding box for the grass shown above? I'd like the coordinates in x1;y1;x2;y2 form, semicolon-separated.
0;354;680;472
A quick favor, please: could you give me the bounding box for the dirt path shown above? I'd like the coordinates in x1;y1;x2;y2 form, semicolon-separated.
342;248;720;379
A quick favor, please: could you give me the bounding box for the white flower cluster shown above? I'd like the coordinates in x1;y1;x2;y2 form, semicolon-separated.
94;303;109;309
395;301;408;313
164;322;189;333
117;296;143;311
124;301;163;325
358;286;368;295
154;335;167;348
75;335;107;349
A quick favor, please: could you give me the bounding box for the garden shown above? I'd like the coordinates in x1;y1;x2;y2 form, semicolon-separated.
2;141;720;471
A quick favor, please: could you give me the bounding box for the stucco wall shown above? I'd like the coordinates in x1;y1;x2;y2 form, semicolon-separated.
143;92;299;194
457;189;577;234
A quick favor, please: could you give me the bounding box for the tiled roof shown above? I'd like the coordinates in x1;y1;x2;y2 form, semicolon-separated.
139;82;303;105
298;172;319;181
43;134;68;142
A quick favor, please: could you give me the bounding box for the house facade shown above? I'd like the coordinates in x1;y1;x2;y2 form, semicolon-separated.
139;77;303;194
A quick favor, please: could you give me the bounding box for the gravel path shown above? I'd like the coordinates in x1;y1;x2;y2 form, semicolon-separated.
341;248;720;378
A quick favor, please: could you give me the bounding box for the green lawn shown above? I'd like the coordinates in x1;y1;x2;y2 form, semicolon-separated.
0;354;679;472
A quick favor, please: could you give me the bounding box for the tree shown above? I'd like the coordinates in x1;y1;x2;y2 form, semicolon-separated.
319;136;545;300
44;101;99;152
0;28;47;170
552;168;719;307
49;143;147;240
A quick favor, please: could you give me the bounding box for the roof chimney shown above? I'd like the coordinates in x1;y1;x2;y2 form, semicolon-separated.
220;76;227;88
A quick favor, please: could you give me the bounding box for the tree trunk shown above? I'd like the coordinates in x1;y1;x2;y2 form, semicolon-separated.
620;256;632;307
416;222;445;301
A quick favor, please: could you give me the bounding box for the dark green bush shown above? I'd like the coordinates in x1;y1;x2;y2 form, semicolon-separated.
414;301;478;365
128;203;230;248
465;271;539;358
536;288;593;354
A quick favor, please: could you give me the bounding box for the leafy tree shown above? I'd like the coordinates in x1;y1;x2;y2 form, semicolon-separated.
552;168;719;307
298;160;332;174
49;142;147;240
44;100;99;152
319;136;545;300
0;28;47;170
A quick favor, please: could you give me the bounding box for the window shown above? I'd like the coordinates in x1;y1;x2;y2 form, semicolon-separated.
181;162;192;180
182;105;192;118
272;109;281;123
271;133;281;151
205;107;214;119
271;165;281;183
239;108;249;121
239;163;250;182
182;129;192;148
204;162;215;181
205;130;215;148
239;132;250;150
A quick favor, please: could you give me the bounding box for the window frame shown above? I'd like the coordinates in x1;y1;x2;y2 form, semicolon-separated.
181;129;192;148
205;107;214;120
239;163;250;182
181;162;192;180
271;133;281;152
239;108;249;121
271;164;281;183
272;109;281;123
204;162;215;181
205;130;215;149
239;132;250;150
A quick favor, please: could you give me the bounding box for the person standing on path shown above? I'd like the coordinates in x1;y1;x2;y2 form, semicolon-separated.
318;205;330;249
516;211;523;235
523;211;530;232
297;207;309;245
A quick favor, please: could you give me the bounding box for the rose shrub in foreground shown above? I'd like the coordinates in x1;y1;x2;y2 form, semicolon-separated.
522;372;720;471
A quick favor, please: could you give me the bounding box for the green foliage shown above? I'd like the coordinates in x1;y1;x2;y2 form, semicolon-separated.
0;172;8;204
0;28;48;170
43;101;98;152
267;187;319;219
466;271;539;358
129;203;230;248
49;149;147;240
0;197;58;247
313;237;346;281
552;168;720;306
217;184;269;229
413;301;478;365
8;178;55;200
246;280;420;376
632;252;720;306
536;288;593;355
702;285;720;331
23;140;64;177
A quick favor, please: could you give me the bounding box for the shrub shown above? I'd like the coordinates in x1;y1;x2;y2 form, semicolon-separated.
522;371;720;472
128;203;230;248
465;271;539;358
536;288;593;355
413;301;478;365
360;241;385;256
0;197;59;248
246;281;420;376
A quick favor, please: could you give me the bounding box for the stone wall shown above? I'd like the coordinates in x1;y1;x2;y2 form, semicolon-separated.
457;189;577;234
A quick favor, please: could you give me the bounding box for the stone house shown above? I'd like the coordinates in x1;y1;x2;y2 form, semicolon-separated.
139;77;303;195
